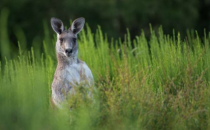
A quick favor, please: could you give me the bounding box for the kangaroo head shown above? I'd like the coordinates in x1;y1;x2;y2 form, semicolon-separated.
51;17;85;58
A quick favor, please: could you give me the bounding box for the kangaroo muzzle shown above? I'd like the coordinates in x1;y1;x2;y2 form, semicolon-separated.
65;49;73;56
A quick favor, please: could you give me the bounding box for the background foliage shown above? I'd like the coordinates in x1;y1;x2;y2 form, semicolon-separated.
1;0;210;45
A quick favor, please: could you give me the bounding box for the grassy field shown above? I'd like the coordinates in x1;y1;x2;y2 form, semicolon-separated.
1;12;210;130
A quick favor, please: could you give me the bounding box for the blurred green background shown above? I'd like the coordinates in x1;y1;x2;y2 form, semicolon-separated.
1;0;210;46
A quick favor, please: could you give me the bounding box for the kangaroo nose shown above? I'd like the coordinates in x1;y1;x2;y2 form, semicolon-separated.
65;49;73;55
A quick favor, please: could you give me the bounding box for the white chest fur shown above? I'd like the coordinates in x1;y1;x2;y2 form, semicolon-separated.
64;62;94;86
52;61;93;107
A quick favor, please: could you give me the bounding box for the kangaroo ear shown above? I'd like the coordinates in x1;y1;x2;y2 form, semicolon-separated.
70;17;85;35
51;17;64;34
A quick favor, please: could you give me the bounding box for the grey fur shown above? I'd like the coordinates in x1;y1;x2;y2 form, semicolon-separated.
51;18;64;34
51;17;93;108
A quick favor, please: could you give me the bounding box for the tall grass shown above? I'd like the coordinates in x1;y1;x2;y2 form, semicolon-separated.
1;10;210;129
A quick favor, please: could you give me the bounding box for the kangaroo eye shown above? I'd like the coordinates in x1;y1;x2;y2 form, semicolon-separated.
73;38;77;43
59;38;63;43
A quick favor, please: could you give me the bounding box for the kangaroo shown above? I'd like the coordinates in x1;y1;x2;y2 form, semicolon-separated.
50;17;94;108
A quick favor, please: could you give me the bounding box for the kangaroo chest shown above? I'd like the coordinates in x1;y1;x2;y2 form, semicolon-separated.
52;61;93;107
62;62;93;86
